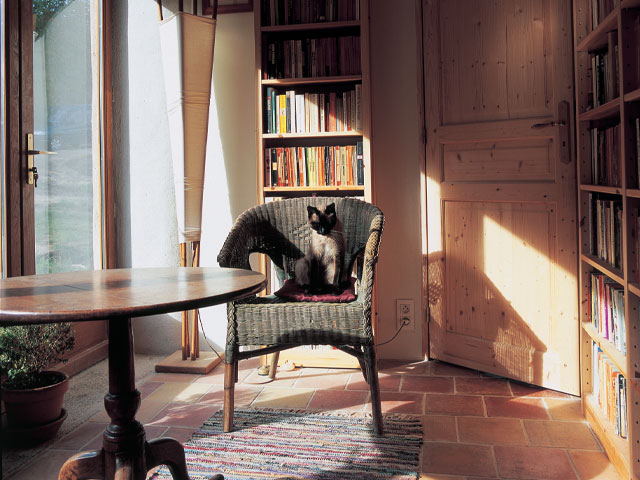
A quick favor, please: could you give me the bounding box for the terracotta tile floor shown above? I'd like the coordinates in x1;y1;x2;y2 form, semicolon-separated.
4;358;621;479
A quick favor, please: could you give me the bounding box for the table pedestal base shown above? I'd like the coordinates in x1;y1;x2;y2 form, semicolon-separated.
56;318;223;480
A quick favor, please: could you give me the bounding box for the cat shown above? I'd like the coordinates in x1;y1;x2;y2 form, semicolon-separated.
295;202;347;293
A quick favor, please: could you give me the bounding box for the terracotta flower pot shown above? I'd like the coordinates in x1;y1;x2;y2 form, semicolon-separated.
1;370;69;428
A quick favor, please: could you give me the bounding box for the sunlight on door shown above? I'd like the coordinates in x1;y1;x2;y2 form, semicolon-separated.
33;0;101;273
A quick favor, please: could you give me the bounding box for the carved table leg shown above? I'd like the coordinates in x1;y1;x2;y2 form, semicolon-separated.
58;450;105;480
146;438;190;480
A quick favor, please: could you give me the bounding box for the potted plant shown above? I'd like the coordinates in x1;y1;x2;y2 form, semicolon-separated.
0;323;75;445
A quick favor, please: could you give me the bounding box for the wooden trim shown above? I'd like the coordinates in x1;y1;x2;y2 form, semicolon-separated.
261;20;359;32
102;0;116;269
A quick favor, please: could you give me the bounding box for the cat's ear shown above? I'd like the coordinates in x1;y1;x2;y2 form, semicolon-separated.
325;203;336;215
307;205;319;217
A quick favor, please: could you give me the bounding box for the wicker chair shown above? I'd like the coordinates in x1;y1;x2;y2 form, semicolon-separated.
217;197;385;434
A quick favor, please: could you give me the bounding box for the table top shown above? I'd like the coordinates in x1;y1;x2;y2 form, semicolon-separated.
0;267;266;326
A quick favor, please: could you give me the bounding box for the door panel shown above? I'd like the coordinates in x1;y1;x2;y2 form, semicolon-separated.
424;0;579;393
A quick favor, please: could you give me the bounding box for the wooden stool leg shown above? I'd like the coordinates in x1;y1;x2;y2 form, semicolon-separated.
364;346;384;435
269;351;279;380
58;450;105;480
223;362;236;432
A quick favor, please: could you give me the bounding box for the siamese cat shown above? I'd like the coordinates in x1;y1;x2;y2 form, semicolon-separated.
295;203;347;293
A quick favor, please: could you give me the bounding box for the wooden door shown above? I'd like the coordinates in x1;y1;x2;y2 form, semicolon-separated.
423;0;579;394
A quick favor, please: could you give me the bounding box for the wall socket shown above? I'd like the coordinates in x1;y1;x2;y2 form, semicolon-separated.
396;299;415;331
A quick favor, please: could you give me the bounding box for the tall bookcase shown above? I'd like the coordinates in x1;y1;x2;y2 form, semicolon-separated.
574;1;640;478
253;0;371;368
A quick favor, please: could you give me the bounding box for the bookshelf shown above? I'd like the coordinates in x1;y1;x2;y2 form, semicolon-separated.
253;0;371;368
574;1;640;478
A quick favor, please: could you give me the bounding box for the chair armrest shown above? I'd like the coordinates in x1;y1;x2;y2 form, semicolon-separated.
217;219;252;270
356;212;384;305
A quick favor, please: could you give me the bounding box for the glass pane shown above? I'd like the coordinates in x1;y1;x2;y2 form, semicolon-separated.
33;0;100;273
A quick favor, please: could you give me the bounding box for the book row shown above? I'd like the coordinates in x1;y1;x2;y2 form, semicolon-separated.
264;143;364;188
261;0;359;26
587;0;619;31
590;273;626;354
592;342;628;438
264;86;361;134
590;46;619;109
588;193;622;269
590;123;620;186
263;36;361;79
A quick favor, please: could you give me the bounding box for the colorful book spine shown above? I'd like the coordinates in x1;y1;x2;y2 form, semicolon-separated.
591;341;627;438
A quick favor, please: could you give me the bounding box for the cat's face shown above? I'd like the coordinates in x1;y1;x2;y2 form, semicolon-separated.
307;203;336;236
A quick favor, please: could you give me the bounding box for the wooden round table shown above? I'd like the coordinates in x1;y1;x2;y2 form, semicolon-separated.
0;267;266;480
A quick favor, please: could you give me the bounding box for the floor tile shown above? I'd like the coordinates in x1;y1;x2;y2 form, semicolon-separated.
242;366;301;386
422;442;497;477
401;375;454;393
52;421;108;450
380;391;424;414
307;389;368;412
143;382;210;404
569;450;622;479
251;387;314;408
199;384;262;407
509;381;572;398
147;403;218;428
544;398;585;421
429;362;480;377
147;372;199;384
139;381;164;399
524;420;600;449
347;372;401;391
485;396;550;419
293;368;353;389
164;426;198;445
455;377;512;396
422;415;457;442
425;394;485;416
5;449;75;480
495;446;577;479
457;417;527;445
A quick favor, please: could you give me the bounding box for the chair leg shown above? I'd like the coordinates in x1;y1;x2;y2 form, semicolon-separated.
223;361;236;433
363;346;383;435
269;351;279;380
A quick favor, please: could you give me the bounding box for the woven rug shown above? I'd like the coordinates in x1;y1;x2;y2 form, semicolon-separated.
150;409;423;480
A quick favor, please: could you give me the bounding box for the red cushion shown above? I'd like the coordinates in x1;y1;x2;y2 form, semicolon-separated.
274;278;357;303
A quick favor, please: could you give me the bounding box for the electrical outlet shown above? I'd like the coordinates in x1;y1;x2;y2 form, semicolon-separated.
396;299;415;331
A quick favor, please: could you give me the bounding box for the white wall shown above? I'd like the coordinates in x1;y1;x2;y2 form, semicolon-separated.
112;2;257;354
369;0;423;360
112;0;423;360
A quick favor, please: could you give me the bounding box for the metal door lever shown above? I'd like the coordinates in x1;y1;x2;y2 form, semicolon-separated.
531;121;566;129
26;133;57;187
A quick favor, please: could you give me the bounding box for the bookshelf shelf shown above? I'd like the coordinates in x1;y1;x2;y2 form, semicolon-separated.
262;75;362;86
574;2;640;477
584;393;631;479
579;184;623;195
262;131;363;139
624;88;640;103
583;322;628;377
581;254;625;285
629;282;640;298
576;8;619;52
261;20;360;33
264;185;364;197
578;97;621;122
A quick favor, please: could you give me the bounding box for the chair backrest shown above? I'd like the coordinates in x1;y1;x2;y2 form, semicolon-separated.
218;197;384;284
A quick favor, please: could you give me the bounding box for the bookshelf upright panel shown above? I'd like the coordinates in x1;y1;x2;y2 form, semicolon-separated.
574;1;640;478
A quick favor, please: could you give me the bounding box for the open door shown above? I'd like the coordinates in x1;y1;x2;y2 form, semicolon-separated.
423;0;579;394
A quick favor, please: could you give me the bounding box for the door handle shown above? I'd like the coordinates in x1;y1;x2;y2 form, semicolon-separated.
26;133;57;187
529;101;571;164
530;121;566;128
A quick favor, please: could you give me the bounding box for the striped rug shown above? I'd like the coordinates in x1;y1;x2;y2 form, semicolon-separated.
150;409;423;480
